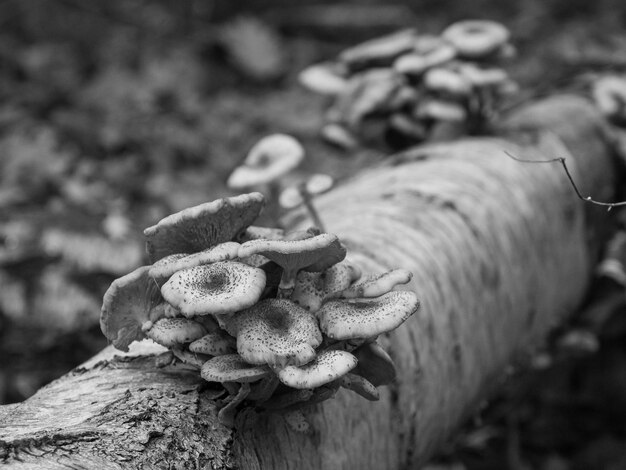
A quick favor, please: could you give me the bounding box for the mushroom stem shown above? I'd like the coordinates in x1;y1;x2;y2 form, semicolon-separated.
277;273;297;299
170;346;206;369
297;183;326;233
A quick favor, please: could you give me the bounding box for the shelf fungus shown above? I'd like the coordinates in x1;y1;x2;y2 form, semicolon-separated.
100;191;420;431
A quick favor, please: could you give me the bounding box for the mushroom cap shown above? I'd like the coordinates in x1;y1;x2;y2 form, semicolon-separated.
144;317;206;348
201;354;270;383
414;99;467;122
189;332;237;356
149;242;241;280
457;63;508;87
278;186;304;210
592;75;626;118
305;173;334;195
238;233;346;278
393;41;456;76
144;192;265;262
230;298;323;367
161;261;266;317
320;123;358;150
227;134;304;189
339;269;413;299
100;266;163;352
318;291;419;340
322;261;362;298
442;20;510;58
298;62;349;96
423;67;472;96
276;349;358;389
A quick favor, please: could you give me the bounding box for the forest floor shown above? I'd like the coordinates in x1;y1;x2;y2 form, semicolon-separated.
1;1;626;469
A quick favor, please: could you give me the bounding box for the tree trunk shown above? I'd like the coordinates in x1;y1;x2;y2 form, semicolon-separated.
0;95;618;469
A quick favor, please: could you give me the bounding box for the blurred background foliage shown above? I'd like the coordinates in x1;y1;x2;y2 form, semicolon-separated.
1;1;626;469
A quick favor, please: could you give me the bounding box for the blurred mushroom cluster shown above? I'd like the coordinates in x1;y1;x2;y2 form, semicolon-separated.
100;192;419;431
299;20;518;151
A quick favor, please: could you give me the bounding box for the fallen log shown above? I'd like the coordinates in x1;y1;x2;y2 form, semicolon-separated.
0;95;618;469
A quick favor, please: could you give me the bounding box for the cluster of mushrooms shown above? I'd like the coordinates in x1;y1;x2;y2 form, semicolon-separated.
299;20;518;150
100;192;419;431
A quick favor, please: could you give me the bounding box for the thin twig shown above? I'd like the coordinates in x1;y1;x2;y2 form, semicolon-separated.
504;150;626;211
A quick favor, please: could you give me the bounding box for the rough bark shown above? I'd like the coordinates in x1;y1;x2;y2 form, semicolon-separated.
0;96;618;469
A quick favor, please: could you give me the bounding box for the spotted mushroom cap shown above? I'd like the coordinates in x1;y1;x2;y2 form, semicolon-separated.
318;291;420;340
339;269;412;299
189;331;237;356
100;265;163;352
144;317;206;348
144;192;265;263
229;299;323;367
441;20;510;58
227;134;304;189
201;354;271;383
236;226;285;242
238;234;346;280
161;261;266;317
276;349;358;389
149;242;241;280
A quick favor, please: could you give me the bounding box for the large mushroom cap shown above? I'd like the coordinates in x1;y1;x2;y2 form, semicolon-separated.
100;266;163;352
144;192;265;262
201;354;270;383
276;349;358;389
149;242;241;280
238;233;346;279
318;291;419;340
229;298;323;367
227;134;304;189
161;261;266;317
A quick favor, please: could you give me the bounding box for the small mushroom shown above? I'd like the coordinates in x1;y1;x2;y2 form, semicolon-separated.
227;134;305;191
322;261;362;298
200;354;271;383
144;317;206;348
457;63;508;87
276;349;358;389
423;67;472;96
218;382;251;429
189;331;237;356
318;291;419;340
441;20;510;59
414;99;467;122
339;269;412;298
144;192;265;262
229;298;323;367
320;123;359;150
149;242;241;280
238;234;346;295
339;373;380;401
298;62;349;96
161;261;266;317
100;266;163;352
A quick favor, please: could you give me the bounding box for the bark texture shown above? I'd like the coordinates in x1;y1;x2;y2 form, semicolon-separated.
0;96;618;469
